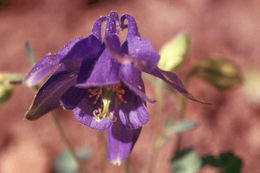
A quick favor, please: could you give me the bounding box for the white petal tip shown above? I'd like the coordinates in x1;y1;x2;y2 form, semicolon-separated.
112;157;122;166
24;79;35;88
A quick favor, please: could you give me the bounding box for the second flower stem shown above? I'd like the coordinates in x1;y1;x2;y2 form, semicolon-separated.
50;112;87;173
125;157;131;173
148;79;164;173
171;70;193;159
171;96;187;158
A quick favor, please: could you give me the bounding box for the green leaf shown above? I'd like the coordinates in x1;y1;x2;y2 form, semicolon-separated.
171;149;202;173
53;148;92;173
217;152;242;173
159;33;190;72
201;155;217;167
192;57;242;90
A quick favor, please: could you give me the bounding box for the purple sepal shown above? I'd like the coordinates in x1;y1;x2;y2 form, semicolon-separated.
76;46;120;88
24;38;83;87
61;35;102;63
24;55;58;87
127;36;160;69
60;87;88;110
146;67;205;103
120;63;155;103
25;67;77;120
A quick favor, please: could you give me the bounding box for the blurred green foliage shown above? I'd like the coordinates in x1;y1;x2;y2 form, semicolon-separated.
171;149;202;173
202;152;242;173
53;148;92;173
155;117;197;149
171;150;242;173
192;57;242;90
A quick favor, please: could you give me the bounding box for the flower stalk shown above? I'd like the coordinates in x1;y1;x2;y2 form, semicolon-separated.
50;112;87;173
125;157;131;173
148;79;164;173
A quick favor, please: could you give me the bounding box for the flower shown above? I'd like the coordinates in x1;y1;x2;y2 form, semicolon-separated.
24;12;200;165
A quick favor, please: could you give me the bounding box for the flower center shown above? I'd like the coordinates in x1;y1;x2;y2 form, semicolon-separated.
88;83;127;122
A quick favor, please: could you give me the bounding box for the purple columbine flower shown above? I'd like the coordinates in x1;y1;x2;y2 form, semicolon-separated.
24;12;200;165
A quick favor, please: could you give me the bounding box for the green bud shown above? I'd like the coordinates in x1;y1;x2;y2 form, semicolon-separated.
243;69;260;105
193;57;242;90
158;33;190;72
0;73;24;107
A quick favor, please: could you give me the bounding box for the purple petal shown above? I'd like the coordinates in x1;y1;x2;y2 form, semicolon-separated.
61;35;102;63
25;67;77;120
24;38;83;87
76;57;99;83
105;12;119;38
73;97;113;130
120;63;155;103
60;87;88;110
76;47;120;88
92;16;107;41
118;86;149;128
120;14;139;38
107;120;141;165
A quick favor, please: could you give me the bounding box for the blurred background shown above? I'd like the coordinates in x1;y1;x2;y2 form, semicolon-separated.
0;0;260;172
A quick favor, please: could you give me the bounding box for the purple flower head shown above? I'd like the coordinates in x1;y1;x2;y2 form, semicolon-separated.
24;12;200;165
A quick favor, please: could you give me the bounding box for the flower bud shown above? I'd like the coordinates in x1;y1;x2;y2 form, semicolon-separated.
193;57;242;90
243;69;260;105
0;73;23;107
159;33;190;71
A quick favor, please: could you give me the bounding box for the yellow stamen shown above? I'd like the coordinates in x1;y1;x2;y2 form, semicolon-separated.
90;83;127;123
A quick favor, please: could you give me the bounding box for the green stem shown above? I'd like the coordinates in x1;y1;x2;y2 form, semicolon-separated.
97;131;107;173
50;112;87;173
171;70;195;159
171;96;186;158
125;157;131;173
148;79;164;173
